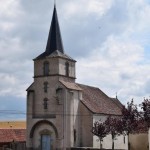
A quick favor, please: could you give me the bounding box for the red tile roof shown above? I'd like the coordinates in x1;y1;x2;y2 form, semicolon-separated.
0;129;26;143
78;84;123;115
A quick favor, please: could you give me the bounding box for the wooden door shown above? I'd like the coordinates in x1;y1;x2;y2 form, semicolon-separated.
41;135;51;150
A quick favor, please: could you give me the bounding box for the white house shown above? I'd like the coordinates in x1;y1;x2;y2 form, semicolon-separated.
26;5;128;150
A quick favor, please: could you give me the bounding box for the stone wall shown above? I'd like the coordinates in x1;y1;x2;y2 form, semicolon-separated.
129;133;148;150
80;103;93;147
148;128;150;150
0;142;26;150
69;148;125;150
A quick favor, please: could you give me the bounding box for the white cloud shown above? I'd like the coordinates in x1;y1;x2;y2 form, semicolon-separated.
0;0;23;18
0;0;24;32
0;38;22;58
0;73;31;98
62;0;113;20
77;34;150;104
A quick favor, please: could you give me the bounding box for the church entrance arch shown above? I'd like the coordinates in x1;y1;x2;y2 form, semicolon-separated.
30;120;58;149
30;120;58;138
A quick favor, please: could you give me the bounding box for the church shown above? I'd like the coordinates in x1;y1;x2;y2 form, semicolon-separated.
26;5;127;150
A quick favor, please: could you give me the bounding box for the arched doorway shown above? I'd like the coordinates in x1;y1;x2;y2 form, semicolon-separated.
30;120;58;150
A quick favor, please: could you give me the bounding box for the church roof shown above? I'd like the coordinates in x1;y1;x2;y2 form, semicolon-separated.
77;84;123;115
0;129;26;143
35;6;70;60
46;5;64;54
35;50;76;62
60;80;82;91
59;80;123;115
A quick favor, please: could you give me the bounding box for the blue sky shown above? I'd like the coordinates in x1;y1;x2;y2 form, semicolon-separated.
0;0;150;120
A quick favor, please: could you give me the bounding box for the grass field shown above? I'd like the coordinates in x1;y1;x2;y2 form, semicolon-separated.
0;121;26;129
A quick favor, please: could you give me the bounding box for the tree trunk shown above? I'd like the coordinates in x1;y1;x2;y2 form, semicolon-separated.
100;140;102;150
112;139;114;150
112;134;115;150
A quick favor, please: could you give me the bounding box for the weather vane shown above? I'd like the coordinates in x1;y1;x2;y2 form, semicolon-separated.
116;92;118;99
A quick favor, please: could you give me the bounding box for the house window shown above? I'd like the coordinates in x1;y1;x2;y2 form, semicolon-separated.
43;98;48;109
65;62;69;76
43;61;49;76
44;82;48;93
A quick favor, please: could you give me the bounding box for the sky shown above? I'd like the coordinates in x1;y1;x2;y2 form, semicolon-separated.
0;0;150;120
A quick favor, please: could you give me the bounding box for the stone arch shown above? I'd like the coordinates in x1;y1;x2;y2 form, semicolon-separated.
30;120;58;138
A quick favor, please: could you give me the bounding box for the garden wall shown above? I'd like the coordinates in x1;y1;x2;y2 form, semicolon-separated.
70;148;125;150
129;133;148;150
148;128;150;150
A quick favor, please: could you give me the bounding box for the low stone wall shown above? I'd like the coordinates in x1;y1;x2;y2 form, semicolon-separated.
148;128;150;150
69;148;125;150
129;133;148;150
0;142;26;150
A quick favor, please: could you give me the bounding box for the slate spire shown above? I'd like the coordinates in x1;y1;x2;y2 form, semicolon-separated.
45;5;64;54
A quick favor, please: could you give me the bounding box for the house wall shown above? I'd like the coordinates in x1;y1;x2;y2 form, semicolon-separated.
93;115;128;150
129;133;148;150
80;103;93;147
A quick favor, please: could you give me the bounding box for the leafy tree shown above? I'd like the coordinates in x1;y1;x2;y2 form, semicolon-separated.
141;98;150;128
105;116;123;150
119;100;140;150
92;121;109;149
121;100;140;135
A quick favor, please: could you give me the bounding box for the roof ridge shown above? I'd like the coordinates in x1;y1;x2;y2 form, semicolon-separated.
77;83;99;89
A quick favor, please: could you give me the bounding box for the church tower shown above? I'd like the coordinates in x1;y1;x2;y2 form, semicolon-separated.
34;5;76;81
26;6;82;150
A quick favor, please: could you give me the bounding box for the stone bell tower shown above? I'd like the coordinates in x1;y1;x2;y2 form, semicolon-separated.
26;5;81;150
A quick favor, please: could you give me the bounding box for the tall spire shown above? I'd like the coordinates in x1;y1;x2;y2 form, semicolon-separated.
45;5;64;54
